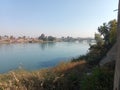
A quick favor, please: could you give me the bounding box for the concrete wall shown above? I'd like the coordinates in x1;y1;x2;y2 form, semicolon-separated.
114;40;120;90
114;0;120;90
99;43;117;66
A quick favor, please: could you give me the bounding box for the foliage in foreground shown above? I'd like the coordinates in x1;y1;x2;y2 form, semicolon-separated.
81;62;115;90
0;61;86;90
0;61;115;90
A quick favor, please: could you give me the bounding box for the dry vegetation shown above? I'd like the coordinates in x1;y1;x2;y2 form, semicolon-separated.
0;60;87;90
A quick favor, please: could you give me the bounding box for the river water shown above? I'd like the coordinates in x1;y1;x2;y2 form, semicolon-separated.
0;42;89;73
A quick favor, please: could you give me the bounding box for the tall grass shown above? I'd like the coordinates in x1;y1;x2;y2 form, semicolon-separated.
0;60;86;90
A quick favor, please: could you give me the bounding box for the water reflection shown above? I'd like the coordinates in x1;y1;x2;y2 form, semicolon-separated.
39;42;56;50
0;42;90;73
0;43;14;51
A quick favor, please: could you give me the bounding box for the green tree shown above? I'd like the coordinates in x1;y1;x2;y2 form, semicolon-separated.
97;19;117;47
88;19;117;64
98;23;110;46
38;34;47;41
72;19;117;65
95;33;104;46
108;19;117;45
48;36;56;41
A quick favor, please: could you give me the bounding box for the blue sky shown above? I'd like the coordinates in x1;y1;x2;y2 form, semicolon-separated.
0;0;119;38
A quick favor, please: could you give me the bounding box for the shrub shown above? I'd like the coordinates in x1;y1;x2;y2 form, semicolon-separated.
81;67;114;90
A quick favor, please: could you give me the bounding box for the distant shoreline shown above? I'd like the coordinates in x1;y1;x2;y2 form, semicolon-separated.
0;35;94;44
0;39;61;44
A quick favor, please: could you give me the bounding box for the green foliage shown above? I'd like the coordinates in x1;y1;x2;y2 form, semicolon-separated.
72;19;117;66
81;67;114;90
95;33;104;46
38;33;47;41
98;23;110;46
97;19;117;47
47;36;56;41
87;19;117;65
38;34;56;41
109;19;117;44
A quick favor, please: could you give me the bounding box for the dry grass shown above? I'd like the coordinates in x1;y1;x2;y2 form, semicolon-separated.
53;60;86;71
0;60;87;90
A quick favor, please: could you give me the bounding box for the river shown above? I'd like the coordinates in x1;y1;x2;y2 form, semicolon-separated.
0;42;90;73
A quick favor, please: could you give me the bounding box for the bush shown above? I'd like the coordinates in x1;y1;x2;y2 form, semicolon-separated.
81;67;114;90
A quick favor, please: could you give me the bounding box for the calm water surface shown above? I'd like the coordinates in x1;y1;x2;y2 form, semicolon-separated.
0;42;89;73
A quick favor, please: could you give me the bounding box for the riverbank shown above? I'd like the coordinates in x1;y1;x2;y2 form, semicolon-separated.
0;38;61;44
0;60;87;90
0;59;114;90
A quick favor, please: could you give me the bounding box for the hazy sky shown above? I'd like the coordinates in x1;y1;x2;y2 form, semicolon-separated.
0;0;119;38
